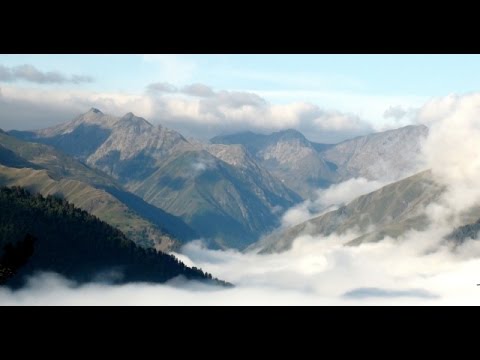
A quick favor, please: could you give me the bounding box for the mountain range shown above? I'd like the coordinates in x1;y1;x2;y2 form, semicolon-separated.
211;125;428;197
0;130;195;251
7;108;431;251
211;130;337;198
11;109;302;248
5;106;476;290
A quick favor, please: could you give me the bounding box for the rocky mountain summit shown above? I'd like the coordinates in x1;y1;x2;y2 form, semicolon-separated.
322;125;429;181
11;109;301;249
211;129;336;198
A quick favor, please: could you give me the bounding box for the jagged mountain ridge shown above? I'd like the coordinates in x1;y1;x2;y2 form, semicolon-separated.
189;140;302;209
0;165;177;250
10;109;302;249
253;170;446;254
321;125;429;181
211;125;429;198
128;148;301;248
10;108;119;161
88;112;192;183
0;131;197;250
211;129;337;198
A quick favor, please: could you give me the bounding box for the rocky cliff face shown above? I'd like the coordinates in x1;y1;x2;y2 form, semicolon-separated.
212;125;429;198
191;141;301;207
321;125;429;181
87;112;192;183
211;129;336;198
11;108;119;161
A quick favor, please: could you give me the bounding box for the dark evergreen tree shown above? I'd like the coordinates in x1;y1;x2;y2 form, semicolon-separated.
0;186;230;288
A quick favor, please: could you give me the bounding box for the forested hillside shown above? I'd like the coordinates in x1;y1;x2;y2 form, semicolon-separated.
0;187;226;287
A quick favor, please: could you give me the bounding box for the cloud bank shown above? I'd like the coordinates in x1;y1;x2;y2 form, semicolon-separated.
418;93;480;226
281;177;390;227
146;84;373;143
2;229;480;305
0;64;93;84
0;82;372;143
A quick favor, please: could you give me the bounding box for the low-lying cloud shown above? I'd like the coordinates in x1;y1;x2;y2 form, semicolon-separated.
418;93;480;226
0;86;148;131
281;178;389;227
2;229;480;305
0;64;93;84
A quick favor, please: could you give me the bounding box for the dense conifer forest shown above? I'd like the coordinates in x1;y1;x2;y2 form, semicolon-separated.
0;187;226;287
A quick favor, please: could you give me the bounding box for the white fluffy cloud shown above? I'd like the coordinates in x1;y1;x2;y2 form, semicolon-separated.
2;229;480;305
0;85;152;130
417;93;480;225
316;178;389;207
0;64;93;84
281;178;389;227
146;85;373;142
0;82;373;143
384;105;408;120
182;83;215;97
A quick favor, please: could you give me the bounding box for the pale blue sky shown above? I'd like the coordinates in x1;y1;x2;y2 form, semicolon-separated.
1;54;479;141
1;54;479;95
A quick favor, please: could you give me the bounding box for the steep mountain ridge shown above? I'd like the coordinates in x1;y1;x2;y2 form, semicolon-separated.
10;108;119;161
321;125;429;181
211;129;336;198
0;131;197;249
130;149;300;248
9;110;301;248
0;165;176;250
211;125;429;197
253;170;445;253
87;112;192;183
190;141;301;206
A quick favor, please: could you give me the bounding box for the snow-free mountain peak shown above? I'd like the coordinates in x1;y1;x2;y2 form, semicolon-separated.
211;128;336;198
269;128;309;143
30;107;117;140
70;107;117;128
322;124;429;182
88;107;103;115
117;112;153;129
